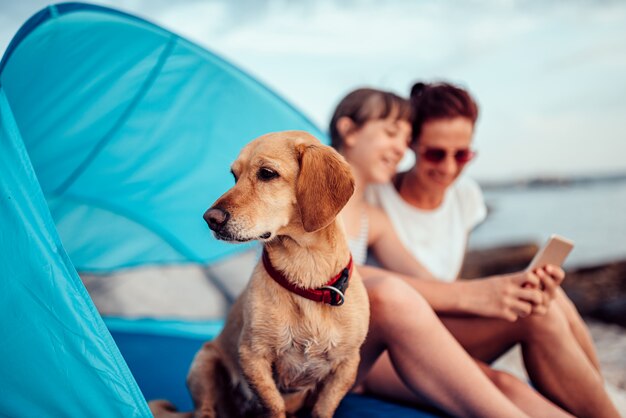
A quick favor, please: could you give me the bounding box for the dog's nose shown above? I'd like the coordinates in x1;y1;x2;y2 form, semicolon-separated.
204;207;230;232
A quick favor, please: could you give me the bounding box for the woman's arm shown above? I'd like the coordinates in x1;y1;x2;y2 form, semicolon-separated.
358;263;552;322
365;205;564;321
365;205;533;320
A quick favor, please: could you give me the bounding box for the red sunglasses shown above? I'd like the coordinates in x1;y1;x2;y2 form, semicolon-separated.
419;147;476;164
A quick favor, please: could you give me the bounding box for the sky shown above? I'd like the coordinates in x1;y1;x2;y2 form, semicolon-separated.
1;0;626;182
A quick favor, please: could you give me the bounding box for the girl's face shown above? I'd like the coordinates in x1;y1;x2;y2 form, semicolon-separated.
410;117;475;192
344;115;411;184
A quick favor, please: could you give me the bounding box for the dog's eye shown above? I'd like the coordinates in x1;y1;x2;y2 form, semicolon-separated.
258;168;279;181
230;170;238;183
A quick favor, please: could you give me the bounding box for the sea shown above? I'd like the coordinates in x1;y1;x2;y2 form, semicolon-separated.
469;176;626;269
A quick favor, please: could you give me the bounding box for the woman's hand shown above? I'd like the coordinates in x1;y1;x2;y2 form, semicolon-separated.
527;264;565;315
458;271;544;321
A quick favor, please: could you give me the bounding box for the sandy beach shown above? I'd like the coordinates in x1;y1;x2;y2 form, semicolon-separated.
493;321;626;414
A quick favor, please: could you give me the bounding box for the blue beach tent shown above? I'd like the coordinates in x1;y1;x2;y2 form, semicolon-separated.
0;3;439;417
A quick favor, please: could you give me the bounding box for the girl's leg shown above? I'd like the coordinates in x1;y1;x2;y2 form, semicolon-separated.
363;352;572;418
440;302;620;418
357;275;528;418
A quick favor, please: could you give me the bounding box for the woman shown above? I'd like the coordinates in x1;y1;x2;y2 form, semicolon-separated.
330;88;572;417
364;82;619;418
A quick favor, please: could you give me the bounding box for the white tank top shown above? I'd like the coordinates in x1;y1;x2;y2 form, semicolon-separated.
367;177;486;281
347;210;369;265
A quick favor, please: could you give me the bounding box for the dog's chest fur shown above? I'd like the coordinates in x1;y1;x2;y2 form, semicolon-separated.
272;308;344;392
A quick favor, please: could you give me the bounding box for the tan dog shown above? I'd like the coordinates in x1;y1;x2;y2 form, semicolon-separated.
187;131;369;418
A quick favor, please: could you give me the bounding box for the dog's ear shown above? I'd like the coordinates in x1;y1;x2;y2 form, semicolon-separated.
296;143;355;232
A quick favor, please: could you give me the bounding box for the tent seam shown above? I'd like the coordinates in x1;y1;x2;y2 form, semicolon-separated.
49;192;202;264
54;35;178;195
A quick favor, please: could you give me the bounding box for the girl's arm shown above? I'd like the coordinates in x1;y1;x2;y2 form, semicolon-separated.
367;206;436;280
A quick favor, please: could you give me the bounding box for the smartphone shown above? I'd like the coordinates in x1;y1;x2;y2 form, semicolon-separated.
526;234;574;272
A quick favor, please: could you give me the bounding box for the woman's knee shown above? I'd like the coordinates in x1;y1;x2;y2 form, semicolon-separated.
519;302;571;341
365;275;430;320
556;289;586;326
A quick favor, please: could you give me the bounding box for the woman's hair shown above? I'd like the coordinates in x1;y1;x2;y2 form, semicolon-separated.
410;82;479;144
329;88;412;150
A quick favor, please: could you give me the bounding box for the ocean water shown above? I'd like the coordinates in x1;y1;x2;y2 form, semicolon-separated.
469;178;626;268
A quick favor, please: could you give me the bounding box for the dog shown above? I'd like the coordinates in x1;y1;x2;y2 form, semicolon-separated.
187;131;370;418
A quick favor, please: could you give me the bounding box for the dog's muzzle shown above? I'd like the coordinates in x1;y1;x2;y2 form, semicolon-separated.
204;207;230;233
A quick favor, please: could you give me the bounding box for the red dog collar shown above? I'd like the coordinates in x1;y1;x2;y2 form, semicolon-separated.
262;248;353;306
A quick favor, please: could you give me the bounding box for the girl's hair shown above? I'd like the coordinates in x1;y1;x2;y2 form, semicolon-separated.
329;88;412;150
410;82;479;144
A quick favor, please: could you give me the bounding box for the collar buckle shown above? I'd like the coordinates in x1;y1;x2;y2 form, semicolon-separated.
323;267;351;306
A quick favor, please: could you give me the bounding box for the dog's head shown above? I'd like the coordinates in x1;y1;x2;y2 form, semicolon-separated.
204;131;354;242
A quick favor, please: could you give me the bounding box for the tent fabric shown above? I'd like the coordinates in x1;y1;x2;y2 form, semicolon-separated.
0;87;150;417
0;2;326;272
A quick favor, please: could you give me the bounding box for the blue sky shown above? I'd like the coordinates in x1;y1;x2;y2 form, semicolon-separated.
2;0;625;181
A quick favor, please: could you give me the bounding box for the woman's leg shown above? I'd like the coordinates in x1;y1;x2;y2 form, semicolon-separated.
363;352;573;418
357;275;528;418
554;288;601;370
440;302;620;418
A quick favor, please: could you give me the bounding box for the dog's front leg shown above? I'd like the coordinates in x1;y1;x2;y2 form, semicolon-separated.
187;342;223;418
311;354;360;418
239;343;285;418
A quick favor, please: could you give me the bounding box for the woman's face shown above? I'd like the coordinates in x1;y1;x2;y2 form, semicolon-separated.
410;117;475;192
344;115;411;184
